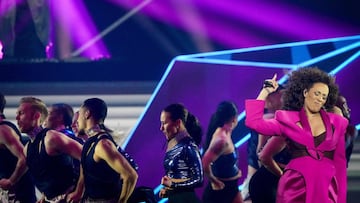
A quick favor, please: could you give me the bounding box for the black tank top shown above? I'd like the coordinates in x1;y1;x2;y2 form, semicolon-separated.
0;121;36;202
212;150;239;179
81;134;122;199
26;128;75;199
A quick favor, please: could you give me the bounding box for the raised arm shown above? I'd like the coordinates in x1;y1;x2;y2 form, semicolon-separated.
245;74;282;136
256;74;279;100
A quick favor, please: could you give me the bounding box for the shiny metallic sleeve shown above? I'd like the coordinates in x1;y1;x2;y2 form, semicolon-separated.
171;145;204;189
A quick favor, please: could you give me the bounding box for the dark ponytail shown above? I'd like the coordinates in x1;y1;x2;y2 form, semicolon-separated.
203;101;238;151
163;103;203;146
185;113;203;146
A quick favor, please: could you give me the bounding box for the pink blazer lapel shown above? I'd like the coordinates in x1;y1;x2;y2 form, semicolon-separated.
276;110;314;146
299;108;336;150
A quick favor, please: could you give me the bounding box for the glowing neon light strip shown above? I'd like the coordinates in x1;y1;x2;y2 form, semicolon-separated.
153;184;164;195
298;41;360;67
329;50;360;75
235;133;251;148
291;45;311;64
356;124;360;131
237;111;246;121
238;183;244;190
177;39;360;70
177;57;296;68
177;35;360;59
158;199;168;203
122;58;176;148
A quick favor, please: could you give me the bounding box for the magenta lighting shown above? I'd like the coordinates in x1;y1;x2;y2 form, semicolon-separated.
0;41;3;59
107;0;360;48
0;0;19;15
50;0;109;59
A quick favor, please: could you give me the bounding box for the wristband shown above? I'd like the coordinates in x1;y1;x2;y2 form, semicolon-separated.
263;80;274;88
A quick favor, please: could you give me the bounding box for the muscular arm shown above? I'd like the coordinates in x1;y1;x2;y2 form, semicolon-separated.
44;130;84;200
95;139;138;203
0;125;27;189
45;130;82;160
258;136;287;177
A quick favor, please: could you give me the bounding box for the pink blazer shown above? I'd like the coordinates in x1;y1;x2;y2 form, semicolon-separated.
245;100;348;203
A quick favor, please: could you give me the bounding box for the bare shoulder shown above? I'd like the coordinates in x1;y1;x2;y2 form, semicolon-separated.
94;137;119;160
95;137;117;153
45;129;63;142
209;136;228;155
0;123;15;134
0;124;19;143
44;130;63;153
97;137;115;148
45;129;75;148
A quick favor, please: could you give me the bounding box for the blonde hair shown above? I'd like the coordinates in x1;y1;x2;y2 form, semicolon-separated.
20;97;48;123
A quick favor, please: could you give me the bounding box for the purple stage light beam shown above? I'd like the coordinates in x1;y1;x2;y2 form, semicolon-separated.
71;0;152;58
0;41;3;59
50;0;109;59
108;0;360;48
0;0;18;16
197;0;359;40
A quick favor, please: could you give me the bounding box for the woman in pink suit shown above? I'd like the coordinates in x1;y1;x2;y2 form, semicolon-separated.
245;67;348;203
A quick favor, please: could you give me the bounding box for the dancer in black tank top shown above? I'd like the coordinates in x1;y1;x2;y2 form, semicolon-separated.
0;93;36;202
16;96;84;202
77;98;138;203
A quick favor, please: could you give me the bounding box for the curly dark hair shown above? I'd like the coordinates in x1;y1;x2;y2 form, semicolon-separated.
282;67;338;111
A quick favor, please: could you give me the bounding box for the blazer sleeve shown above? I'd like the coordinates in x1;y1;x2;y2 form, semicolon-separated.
245;99;282;136
333;117;349;203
